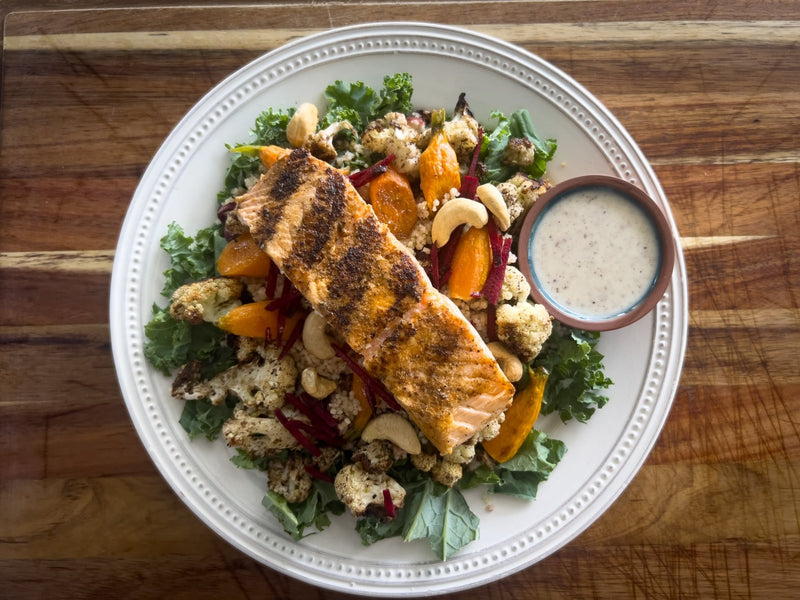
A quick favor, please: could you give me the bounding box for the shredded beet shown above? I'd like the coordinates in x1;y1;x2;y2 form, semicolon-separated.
332;343;403;411
274;407;321;456
283;393;343;448
487;302;497;342
481;222;513;305
383;488;397;519
348;154;396;188
264;261;279;299
436;226;463;283
430;242;440;289
304;464;334;483
278;312;307;359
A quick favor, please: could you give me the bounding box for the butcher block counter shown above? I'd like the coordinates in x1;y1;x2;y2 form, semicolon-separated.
1;1;798;598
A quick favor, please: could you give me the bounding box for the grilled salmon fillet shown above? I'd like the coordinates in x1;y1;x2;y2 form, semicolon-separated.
235;149;515;454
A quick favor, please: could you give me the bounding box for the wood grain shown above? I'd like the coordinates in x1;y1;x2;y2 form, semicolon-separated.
1;2;798;598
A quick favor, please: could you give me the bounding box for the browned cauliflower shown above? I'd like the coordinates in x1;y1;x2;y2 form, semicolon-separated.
267;453;313;503
361;112;422;176
169;277;243;325
442;93;481;163
502;137;537;169
171;344;297;408
222;405;301;458
334;463;405;517
500;266;532;304
305;120;358;162
495;301;553;363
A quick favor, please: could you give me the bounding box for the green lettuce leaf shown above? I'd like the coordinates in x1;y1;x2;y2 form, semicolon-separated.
253;107;295;146
492;430;567;500
534;322;613;423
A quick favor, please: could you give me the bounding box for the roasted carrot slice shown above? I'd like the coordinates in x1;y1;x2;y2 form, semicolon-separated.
345;375;374;440
483;367;548;463
217;301;302;339
259;145;291;169
419;109;461;211
368;168;418;238
217;232;273;278
447;225;491;301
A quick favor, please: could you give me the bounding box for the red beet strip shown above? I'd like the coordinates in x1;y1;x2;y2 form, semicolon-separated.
278;312;307;359
430;242;440;288
332;343;403;411
348;154;396;188
274;407;321;456
383;489;397;519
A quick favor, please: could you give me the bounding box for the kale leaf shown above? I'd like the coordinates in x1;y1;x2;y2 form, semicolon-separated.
178;396;236;441
491;430;567;500
534;322;613;423
262;480;345;540
158;221;223;298
481;109;557;182
322;73;414;130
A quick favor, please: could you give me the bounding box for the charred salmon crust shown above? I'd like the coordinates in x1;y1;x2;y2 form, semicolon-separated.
235;149;515;454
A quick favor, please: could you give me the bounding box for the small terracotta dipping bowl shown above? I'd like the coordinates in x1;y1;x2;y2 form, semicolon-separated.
518;175;676;331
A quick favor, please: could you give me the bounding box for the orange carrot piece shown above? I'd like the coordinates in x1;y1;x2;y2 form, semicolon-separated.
419;109;461;211
368;168;418;238
447;225;491;301
259;145;291;169
345;375;374;440
483;368;549;463
217;232;273;278
217;301;302;339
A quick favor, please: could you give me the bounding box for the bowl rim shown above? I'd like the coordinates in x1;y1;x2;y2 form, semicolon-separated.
517;174;676;331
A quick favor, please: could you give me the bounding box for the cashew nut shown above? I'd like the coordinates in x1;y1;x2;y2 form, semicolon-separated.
476;183;511;231
301;367;337;399
361;413;422;455
430;197;489;247
286;102;319;147
302;311;336;360
486;341;524;383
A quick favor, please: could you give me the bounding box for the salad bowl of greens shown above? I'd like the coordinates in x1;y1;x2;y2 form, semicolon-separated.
110;22;687;596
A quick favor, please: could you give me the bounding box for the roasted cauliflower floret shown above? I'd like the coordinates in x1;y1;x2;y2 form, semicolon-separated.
500;266;532;304
267;453;314;503
169;277;243;325
334;463;406;518
172;344;297;408
502;137;537;169
410;452;437;472
445;442;476;465
431;459;463;488
495;301;553;363
305;120;358;162
351;439;394;473
361;112;422;177
442;93;481;163
222;405;301;458
497;173;549;224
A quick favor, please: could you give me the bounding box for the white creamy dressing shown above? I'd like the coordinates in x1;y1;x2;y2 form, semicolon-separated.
530;186;660;318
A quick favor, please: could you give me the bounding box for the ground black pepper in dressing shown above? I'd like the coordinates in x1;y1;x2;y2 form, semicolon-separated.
530;186;660;318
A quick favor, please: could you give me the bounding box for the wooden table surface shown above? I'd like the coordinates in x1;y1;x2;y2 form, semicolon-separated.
1;2;798;598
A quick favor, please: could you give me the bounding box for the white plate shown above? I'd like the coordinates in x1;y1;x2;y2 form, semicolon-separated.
110;22;687;597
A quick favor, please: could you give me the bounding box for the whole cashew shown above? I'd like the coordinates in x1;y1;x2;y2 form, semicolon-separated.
361;413;422;455
286;102;319;148
486;341;524;383
302;311;336;360
301;367;337;399
476;183;511;231
431;197;489;247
